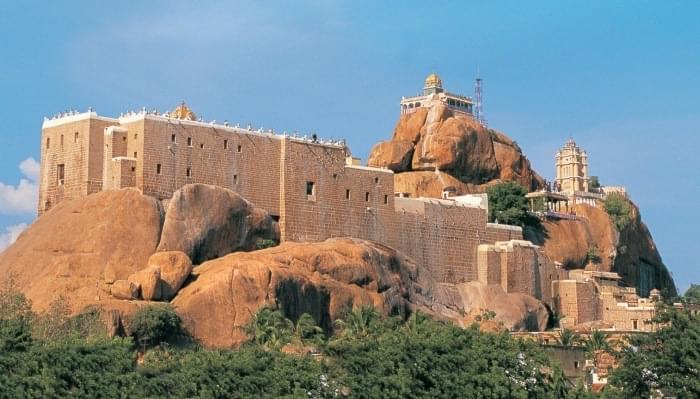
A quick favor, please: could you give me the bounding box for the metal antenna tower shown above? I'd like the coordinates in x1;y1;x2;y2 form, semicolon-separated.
474;70;487;127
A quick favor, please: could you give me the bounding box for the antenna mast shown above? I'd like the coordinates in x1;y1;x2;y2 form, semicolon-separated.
474;71;487;127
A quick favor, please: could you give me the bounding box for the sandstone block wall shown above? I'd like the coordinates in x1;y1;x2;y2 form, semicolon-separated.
39;115;115;214
39;113;533;288
553;280;599;327
109;157;137;189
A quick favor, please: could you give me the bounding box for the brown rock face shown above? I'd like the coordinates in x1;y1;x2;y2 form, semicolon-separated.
393;171;501;198
149;251;193;300
157;184;280;264
614;202;675;296
446;282;549;331
110;280;140;300
530;202;675;296
367;140;414;172
128;266;161;301
0;189;163;312
171;238;440;347
368;104;543;195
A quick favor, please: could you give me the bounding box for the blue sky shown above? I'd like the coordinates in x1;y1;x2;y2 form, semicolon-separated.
0;1;698;292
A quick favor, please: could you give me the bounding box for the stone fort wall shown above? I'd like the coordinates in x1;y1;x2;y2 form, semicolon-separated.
38;112;543;287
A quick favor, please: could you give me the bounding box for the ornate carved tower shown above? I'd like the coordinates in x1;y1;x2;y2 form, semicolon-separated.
555;138;589;194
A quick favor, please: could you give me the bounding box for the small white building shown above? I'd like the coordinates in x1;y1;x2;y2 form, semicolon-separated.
400;73;474;117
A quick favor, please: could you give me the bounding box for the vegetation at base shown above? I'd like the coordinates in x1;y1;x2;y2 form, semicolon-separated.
2;277;699;398
589;176;601;189
602;193;632;231
603;304;700;398
128;304;184;350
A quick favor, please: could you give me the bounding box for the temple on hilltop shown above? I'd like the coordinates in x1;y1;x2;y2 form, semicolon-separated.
555;138;590;194
400;73;474;116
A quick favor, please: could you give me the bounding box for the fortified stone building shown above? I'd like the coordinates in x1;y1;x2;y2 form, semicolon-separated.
38;101;525;287
37;75;659;332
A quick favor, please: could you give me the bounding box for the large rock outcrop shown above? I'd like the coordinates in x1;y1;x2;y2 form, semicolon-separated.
440;282;549;331
0;187;552;348
529;202;675;296
368;104;543;197
0;189;163;312
157;184;280;264
171;238;441;347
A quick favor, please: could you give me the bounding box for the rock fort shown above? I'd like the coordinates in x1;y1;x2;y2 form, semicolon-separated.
26;73;675;338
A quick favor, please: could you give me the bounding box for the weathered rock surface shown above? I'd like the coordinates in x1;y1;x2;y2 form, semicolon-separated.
367;140;414;172
149;251;193;300
528;202;675;296
393;170;501;198
171;238;441;347
368;103;543;195
448;282;549;331
128;266;161;300
0;188;163;312
157;184;280;264
110;280;140;300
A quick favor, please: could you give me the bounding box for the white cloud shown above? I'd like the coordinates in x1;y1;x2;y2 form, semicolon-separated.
19;158;39;182
0;223;27;253
0;157;39;215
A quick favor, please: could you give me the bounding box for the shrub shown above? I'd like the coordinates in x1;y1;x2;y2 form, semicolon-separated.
129;305;182;349
603;193;632;231
586;246;602;265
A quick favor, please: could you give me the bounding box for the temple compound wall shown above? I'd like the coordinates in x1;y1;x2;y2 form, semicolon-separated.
39;110;536;286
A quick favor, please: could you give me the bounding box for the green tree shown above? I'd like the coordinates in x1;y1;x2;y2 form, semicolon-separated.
0;277;34;352
557;328;581;347
293;313;323;342
683;284;700;304
129;304;182;350
333;304;379;340
245;307;294;349
585;330;611;353
487;181;530;226
603;193;632;231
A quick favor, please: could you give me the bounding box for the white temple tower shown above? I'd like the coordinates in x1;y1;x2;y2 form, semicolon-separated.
555;138;589;194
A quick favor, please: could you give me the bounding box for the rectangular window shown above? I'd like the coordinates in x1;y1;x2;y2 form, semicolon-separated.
134;133;138;140
60;134;64;148
374;177;379;184
306;181;316;201
224;139;228;149
384;194;389;205
233;174;238;184
171;134;176;143
633;320;638;330
365;192;370;202
186;167;192;177
200;143;204;149
74;132;79;143
156;164;162;174
133;152;137;158
46;138;50;149
237;145;242;153
345;189;350;200
57;164;65;185
187;137;192;147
